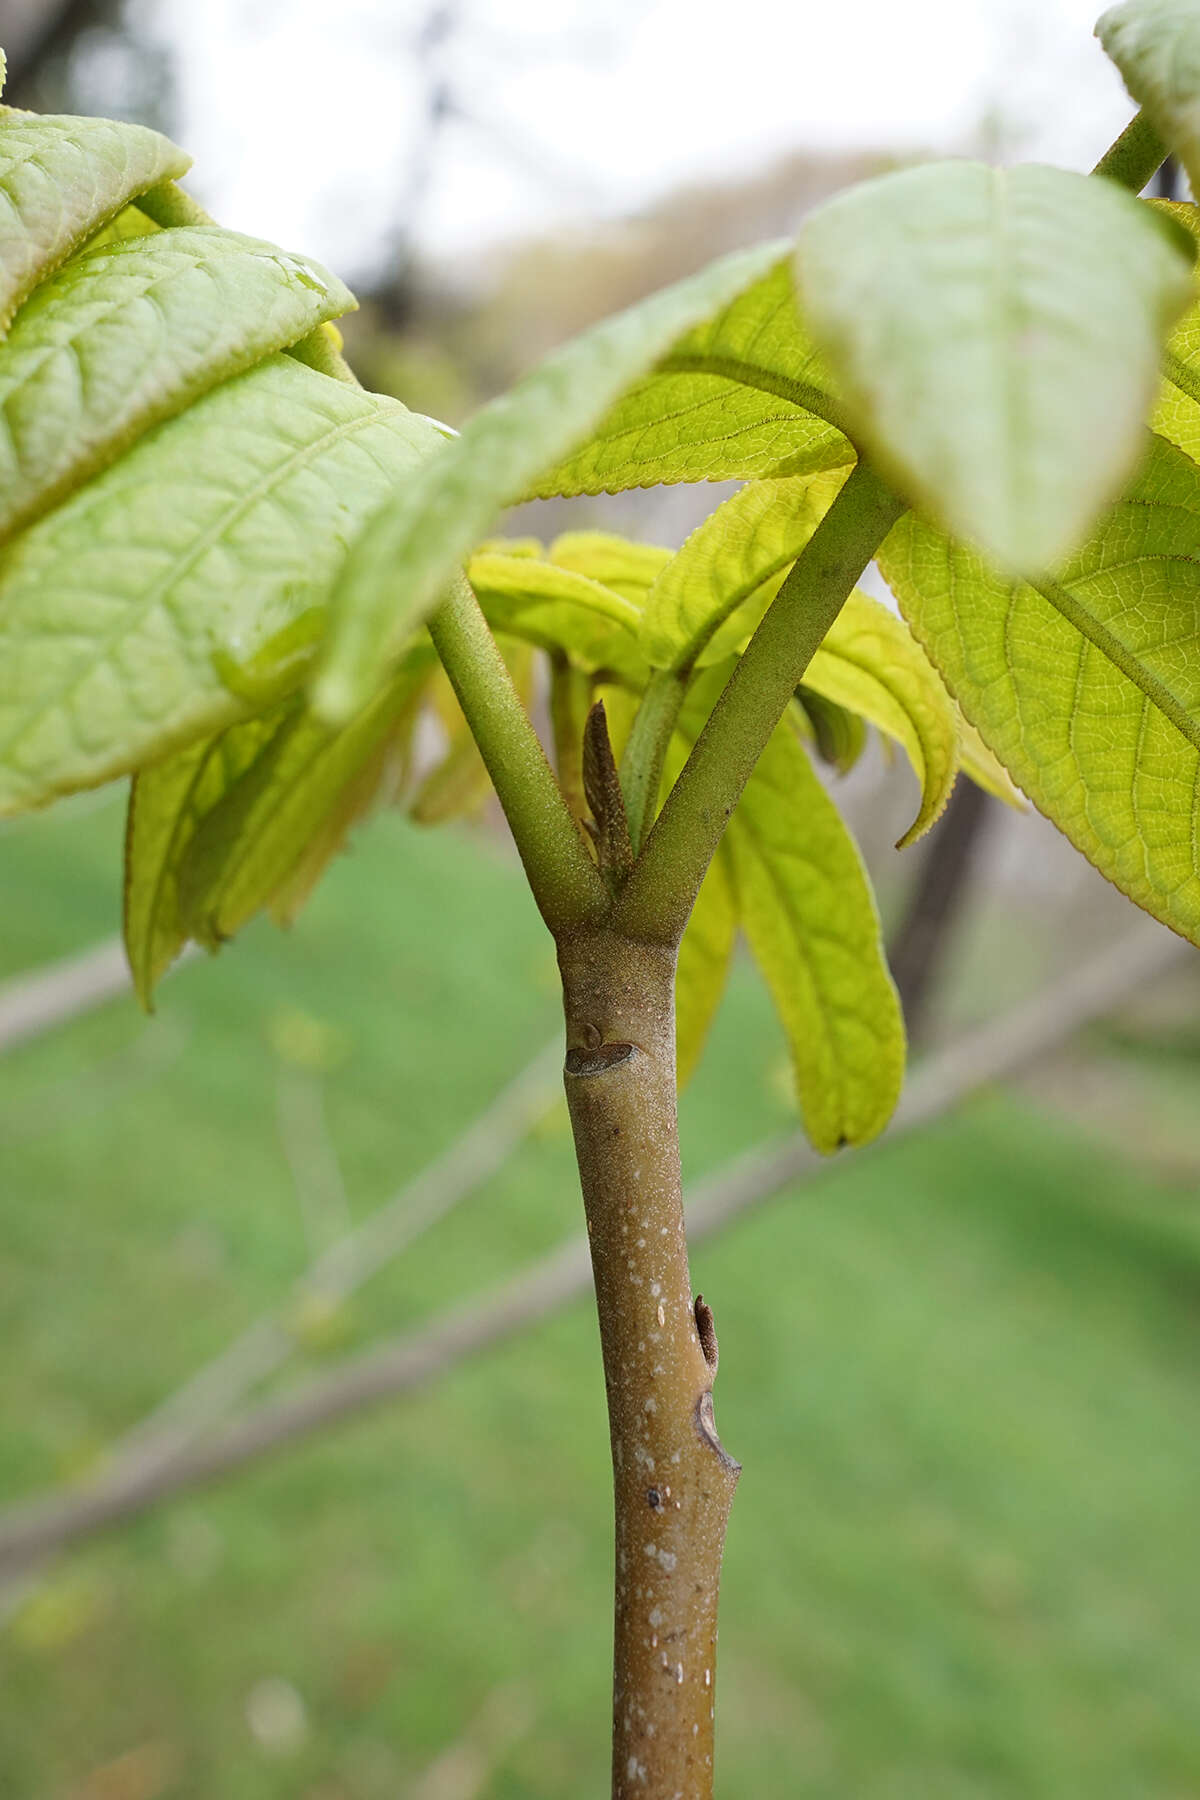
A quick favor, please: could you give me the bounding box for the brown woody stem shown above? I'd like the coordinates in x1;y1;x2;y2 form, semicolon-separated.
558;928;739;1799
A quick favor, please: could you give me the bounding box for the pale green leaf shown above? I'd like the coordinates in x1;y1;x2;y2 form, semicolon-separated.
1149;200;1200;460
530;259;851;499
803;591;960;846
465;551;648;682
124;705;291;1005
179;658;431;943
726;718;904;1151
0;226;354;545
0;108;189;326
796;161;1194;570
547;532;671;601
641;471;848;672
1097;0;1200;195
467;552;641;633
675;845;737;1090
0;355;446;817
877;429;1200;943
313;238;805;720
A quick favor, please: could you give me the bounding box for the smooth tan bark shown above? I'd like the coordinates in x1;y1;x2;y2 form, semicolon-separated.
559;930;739;1800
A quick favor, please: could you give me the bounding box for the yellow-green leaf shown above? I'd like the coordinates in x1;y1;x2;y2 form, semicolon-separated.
804;591;959;846
530;259;851;499
547;532;671;602
877;430;1200;944
178;659;430;944
466;551;647;681
726;719;905;1151
641;471;848;672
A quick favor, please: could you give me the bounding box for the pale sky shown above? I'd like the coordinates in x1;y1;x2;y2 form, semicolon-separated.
146;0;1137;281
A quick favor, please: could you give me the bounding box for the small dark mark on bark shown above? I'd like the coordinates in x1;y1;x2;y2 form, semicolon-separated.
647;1487;661;1509
694;1294;719;1372
565;1042;635;1077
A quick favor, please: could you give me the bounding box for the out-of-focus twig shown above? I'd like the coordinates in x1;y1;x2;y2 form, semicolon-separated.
0;922;1183;1579
0;937;135;1056
888;778;992;1046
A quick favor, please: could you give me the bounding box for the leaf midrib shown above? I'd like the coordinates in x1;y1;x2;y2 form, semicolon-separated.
1029;565;1200;757
655;352;856;445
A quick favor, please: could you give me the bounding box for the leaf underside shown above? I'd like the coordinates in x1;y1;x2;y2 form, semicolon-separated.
797;160;1194;571
878;430;1200;946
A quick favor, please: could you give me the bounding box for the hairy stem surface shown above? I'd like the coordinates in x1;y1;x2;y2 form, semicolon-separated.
427;575;607;934
559;929;739;1799
1092;109;1166;190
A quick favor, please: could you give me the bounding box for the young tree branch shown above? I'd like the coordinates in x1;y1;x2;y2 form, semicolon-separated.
428;574;609;934
614;459;905;944
1092;109;1167;190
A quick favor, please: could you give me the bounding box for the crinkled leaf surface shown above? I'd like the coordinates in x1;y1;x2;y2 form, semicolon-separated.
726;717;904;1151
797;161;1194;571
1097;0;1200;196
804;591;959;846
877;430;1200;943
0;225;354;544
0;355;445;815
0;108;189;326
640;471;848;671
313;238;809;719
530;259;851;499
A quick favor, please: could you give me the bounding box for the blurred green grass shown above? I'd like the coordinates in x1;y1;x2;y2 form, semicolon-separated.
2;792;1199;1799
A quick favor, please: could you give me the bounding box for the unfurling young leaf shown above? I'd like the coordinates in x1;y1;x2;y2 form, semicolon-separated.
726;717;905;1152
124;707;294;1006
795;687;869;775
125;656;431;1003
796;161;1194;571
803;592;959;846
877;430;1200;946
